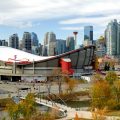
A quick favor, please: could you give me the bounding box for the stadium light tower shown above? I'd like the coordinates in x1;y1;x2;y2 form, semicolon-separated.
73;31;78;46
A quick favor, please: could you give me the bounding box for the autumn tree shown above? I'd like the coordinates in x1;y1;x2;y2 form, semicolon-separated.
91;72;120;110
90;80;111;109
7;93;36;120
109;80;120;110
92;73;104;82
20;93;36;120
7;102;21;120
52;68;64;94
113;80;120;103
92;108;107;120
105;71;118;84
66;78;77;93
46;76;52;95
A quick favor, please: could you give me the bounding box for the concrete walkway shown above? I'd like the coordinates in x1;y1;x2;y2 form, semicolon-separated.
20;96;95;119
21;96;120;120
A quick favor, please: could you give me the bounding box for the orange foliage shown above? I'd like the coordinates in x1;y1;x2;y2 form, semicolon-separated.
74;113;79;120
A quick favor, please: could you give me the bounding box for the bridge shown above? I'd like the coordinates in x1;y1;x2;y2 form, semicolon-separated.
20;95;93;119
20;96;67;118
20;95;120;120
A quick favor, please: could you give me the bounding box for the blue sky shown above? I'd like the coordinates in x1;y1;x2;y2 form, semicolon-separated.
0;0;120;45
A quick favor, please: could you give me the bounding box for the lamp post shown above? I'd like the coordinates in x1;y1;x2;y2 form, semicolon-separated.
39;82;41;102
12;55;17;75
33;59;35;74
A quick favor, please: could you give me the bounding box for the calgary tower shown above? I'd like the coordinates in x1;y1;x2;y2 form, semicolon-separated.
73;31;78;46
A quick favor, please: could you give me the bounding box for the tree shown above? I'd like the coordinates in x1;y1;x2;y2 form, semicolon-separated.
95;57;99;70
7;102;21;120
92;108;107;120
113;80;120;103
46;76;52;95
52;68;64;94
20;93;36;120
7;93;36;120
105;71;118;84
92;73;104;82
109;59;115;70
66;78;77;93
110;80;120;110
91;72;120;111
90;80;111;109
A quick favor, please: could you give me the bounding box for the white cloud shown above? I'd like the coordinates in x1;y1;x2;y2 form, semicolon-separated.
0;0;120;28
60;14;120;26
61;27;83;31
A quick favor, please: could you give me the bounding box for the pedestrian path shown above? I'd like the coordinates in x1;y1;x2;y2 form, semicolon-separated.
20;96;120;120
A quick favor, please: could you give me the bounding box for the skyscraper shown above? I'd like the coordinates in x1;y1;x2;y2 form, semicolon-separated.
43;32;56;56
9;34;19;49
22;32;31;52
31;32;39;46
84;26;93;43
42;46;48;56
96;36;106;57
66;36;75;51
0;40;8;46
47;32;56;42
43;32;49;46
105;19;120;56
55;39;66;55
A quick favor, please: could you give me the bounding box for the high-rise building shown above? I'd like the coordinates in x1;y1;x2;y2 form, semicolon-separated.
9;34;19;49
22;32;31;52
43;32;56;56
32;44;43;55
36;43;43;56
55;39;66;55
31;32;39;46
43;32;56;45
0;40;8;46
83;40;93;46
19;40;23;50
96;36;106;57
66;36;75;51
84;26;93;43
48;41;56;56
43;32;49;46
42;46;48;56
0;40;2;46
47;32;56;42
105;19;120;56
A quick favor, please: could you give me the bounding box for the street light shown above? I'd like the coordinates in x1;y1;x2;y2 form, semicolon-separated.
39;83;41;102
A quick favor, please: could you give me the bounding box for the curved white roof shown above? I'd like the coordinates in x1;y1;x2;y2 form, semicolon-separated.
0;46;53;63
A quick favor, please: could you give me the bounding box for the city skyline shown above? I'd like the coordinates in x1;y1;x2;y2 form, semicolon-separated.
0;0;120;44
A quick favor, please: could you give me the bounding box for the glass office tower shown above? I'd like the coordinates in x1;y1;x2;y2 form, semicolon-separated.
84;26;93;42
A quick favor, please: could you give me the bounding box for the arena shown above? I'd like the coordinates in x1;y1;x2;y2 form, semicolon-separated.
0;45;95;82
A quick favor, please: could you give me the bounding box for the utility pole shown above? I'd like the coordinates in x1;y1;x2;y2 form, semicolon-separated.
33;59;35;74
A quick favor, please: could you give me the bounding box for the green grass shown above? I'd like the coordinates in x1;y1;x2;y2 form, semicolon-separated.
66;100;90;108
0;98;14;108
106;111;120;116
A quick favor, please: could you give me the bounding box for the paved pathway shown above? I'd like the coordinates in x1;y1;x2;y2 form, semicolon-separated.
20;96;95;119
21;96;120;120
